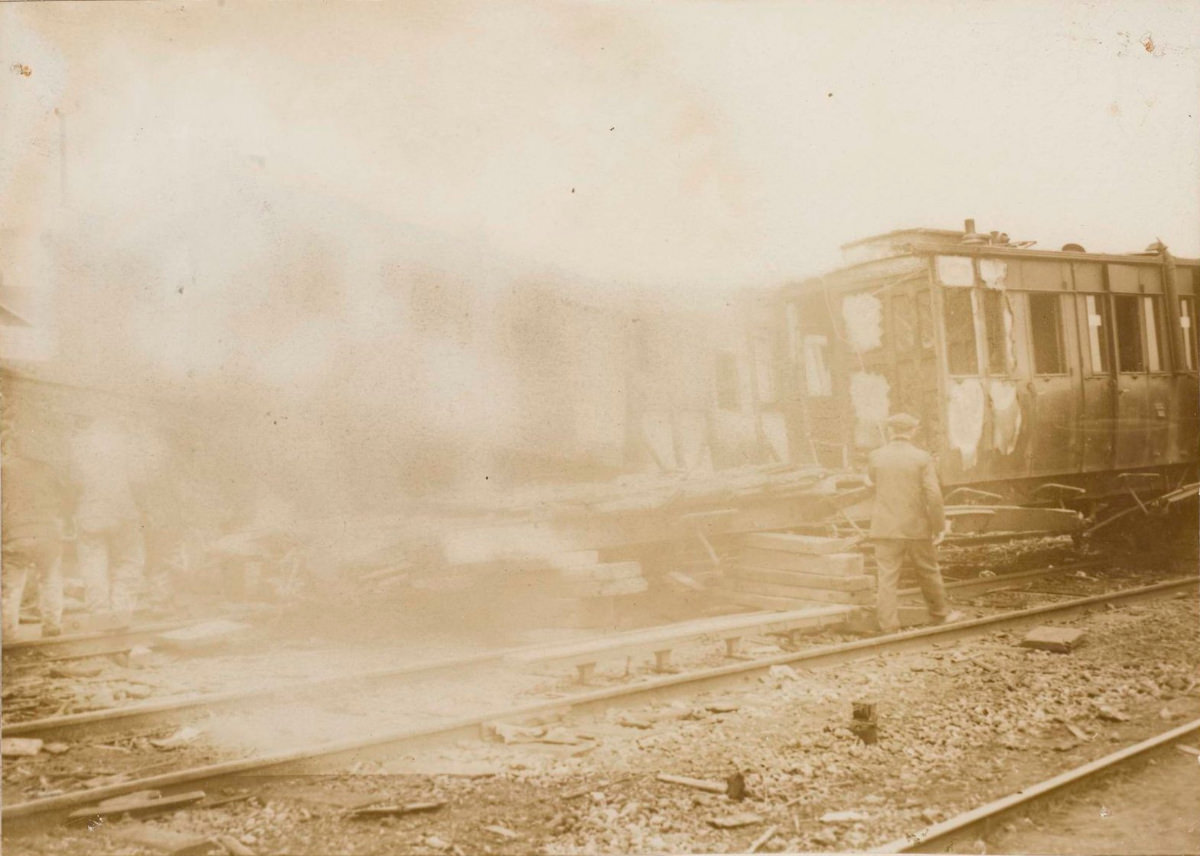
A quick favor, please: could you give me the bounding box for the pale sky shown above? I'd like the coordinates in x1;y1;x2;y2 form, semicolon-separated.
1;0;1198;390
4;1;1198;278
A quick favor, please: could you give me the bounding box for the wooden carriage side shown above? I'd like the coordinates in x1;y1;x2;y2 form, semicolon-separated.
779;230;1199;499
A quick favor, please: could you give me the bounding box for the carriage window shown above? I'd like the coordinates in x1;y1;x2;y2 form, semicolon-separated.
715;351;740;410
1143;297;1163;372
1182;298;1198;371
893;294;917;353
982;290;1010;374
754;331;778;403
802;335;833;397
1084;294;1111;374
1029;293;1066;375
943;287;979;375
1114;295;1145;373
917;291;935;350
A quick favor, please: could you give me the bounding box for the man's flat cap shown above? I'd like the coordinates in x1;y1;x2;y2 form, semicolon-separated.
885;412;920;432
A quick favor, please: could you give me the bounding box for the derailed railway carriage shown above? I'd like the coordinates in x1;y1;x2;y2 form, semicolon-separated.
778;221;1199;529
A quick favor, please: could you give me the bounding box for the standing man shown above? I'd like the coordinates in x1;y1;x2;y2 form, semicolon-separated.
69;417;145;621
2;421;68;638
868;413;964;634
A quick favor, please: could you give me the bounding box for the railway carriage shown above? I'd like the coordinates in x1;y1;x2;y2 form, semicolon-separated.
777;221;1199;522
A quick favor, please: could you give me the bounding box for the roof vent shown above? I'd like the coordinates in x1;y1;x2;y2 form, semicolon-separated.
1062;243;1086;253
961;218;987;245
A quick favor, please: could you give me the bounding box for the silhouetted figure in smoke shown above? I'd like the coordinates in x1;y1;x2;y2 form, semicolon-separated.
1;420;69;638
69;417;146;622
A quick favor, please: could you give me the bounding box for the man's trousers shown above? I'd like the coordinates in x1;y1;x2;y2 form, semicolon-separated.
874;538;949;634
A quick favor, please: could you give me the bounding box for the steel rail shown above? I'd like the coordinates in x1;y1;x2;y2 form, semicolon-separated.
3;575;1193;830
5;559;1108;742
0;557;1105;662
872;718;1200;853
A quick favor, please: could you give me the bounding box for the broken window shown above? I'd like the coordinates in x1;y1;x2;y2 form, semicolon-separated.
892;293;917;354
1084;294;1111;374
981;290;1010;375
802;335;833;397
754;331;778;404
715;351;740;410
943;287;979;375
1114;295;1144;373
1029;292;1066;375
1143;297;1164;373
917;291;934;350
1182;297;1198;372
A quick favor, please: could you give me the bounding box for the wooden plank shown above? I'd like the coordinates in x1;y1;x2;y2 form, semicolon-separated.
557;562;642;582
742;533;858;554
739;549;865;576
714;589;860;616
730;566;875;592
728;578;873;605
547;551;601;569
561;576;648;598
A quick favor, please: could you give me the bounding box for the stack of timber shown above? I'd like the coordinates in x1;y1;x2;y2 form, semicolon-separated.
718;532;874;611
548;554;648;628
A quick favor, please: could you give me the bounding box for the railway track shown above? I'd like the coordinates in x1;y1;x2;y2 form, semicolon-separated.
0;557;1112;743
3;574;1193;833
873;718;1200;853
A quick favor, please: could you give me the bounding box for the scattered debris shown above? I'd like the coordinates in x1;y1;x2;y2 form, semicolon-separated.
851;700;879;744
1020;626;1086;653
1064;722;1090;742
484;721;545;744
43;742;71;755
725;771;748;801
767;665;799;683
708;812;763;829
748;824;780;853
217;835;256;856
126;644;158;669
1;738;44;757
705;702;740;714
821;810;869;823
155;620;251;653
68;789;207;823
1093;705;1130;723
483;824;520;839
656;773;729;795
348;801;446;820
617;716;653;730
150;726;204;749
109;823;214;856
49;662;105;679
1175;745;1200;757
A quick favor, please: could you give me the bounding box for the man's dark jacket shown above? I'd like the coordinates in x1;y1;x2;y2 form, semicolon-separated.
867;439;946;540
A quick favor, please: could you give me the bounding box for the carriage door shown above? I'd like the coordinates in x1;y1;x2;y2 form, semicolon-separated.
1076;278;1117;473
1173;274;1200;464
1109;264;1169;468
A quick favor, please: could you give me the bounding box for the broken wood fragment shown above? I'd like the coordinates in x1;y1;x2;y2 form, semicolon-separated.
347;801;445;820
1020;626;1086;653
708;812;763;829
748;824;779;853
67;789;207;824
483;825;519;839
656;772;728;794
216;835;256;856
1;737;44;757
